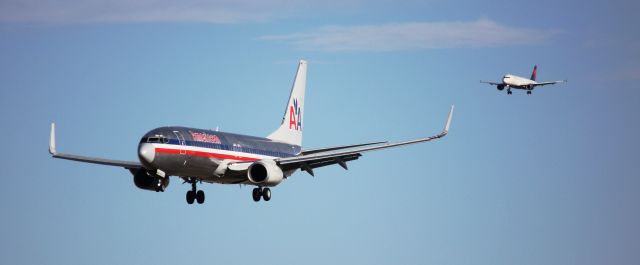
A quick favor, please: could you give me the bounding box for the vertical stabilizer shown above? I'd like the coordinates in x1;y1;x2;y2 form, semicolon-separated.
530;65;537;81
267;60;307;147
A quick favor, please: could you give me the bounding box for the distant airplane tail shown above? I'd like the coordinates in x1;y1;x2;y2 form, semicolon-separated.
267;60;307;147
530;65;537;81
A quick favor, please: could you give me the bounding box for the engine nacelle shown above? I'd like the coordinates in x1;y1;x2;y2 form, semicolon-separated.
247;160;284;186
497;84;505;91
132;168;169;191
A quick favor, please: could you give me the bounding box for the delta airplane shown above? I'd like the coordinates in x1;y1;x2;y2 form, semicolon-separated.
49;60;454;204
481;65;566;95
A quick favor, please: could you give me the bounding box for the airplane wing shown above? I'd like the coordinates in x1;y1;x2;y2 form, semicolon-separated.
299;141;388;156
49;123;142;169
480;81;502;86
274;105;454;176
533;80;567;87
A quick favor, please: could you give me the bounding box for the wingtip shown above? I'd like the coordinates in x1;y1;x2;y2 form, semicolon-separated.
444;105;454;133
49;122;56;155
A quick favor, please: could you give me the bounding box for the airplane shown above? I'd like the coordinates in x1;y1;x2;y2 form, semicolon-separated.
49;60;454;204
480;65;566;95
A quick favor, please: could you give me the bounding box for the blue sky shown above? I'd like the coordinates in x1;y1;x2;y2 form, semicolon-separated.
1;1;639;264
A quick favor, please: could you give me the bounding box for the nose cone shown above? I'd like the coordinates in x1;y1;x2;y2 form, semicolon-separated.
138;143;155;165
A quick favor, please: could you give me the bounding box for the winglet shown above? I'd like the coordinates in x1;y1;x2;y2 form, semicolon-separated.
49;123;57;155
444;105;454;134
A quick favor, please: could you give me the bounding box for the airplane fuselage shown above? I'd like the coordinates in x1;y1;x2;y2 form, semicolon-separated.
502;74;537;89
137;126;301;185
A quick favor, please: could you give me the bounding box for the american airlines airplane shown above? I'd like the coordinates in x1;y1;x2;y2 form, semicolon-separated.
481;65;566;95
49;60;454;204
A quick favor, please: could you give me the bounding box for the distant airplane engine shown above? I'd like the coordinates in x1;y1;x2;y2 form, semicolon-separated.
132;169;169;191
247;159;284;186
497;85;505;91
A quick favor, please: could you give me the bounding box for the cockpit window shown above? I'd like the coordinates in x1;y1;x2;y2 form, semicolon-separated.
146;135;169;143
142;134;169;143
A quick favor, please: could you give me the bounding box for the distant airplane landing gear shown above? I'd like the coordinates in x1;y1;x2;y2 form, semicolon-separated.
252;187;272;202
507;90;512;95
185;179;205;205
527;91;532;95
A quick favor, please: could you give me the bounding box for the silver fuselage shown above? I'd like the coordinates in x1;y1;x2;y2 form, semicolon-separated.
137;126;301;184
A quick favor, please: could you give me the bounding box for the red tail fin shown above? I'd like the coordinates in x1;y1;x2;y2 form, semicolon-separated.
530;65;537;81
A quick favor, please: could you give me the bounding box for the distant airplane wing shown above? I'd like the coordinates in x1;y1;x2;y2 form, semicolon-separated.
49;123;142;169
480;81;502;86
533;80;567;87
273;105;454;176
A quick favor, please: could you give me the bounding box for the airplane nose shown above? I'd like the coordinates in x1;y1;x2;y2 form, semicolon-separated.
138;143;155;164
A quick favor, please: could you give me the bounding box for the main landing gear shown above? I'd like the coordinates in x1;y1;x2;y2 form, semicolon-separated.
527;91;532;95
186;179;205;205
252;187;271;202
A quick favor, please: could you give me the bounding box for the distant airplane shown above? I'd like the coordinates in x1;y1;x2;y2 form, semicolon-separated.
481;65;566;95
50;60;454;204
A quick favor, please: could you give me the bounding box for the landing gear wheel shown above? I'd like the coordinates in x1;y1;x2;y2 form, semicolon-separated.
186;190;195;204
262;188;271;201
196;190;205;204
527;91;532;95
252;188;262;202
507;90;512;95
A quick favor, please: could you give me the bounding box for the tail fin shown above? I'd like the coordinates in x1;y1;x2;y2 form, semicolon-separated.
267;60;307;146
530;65;537;81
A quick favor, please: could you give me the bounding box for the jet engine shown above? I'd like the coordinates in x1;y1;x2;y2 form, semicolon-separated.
247;159;284;186
497;85;505;91
132;168;169;191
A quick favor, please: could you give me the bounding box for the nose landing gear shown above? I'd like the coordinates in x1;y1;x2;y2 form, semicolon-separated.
185;178;205;205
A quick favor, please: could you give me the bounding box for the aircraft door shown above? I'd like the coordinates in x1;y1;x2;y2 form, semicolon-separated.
173;131;187;155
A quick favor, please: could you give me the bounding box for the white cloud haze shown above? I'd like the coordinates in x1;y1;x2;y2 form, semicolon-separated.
261;19;557;51
0;0;313;23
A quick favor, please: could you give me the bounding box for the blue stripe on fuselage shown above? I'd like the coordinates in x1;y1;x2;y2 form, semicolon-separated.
164;138;296;158
141;126;300;158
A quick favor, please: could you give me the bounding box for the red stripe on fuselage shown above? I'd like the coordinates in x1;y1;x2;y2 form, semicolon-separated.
155;148;260;162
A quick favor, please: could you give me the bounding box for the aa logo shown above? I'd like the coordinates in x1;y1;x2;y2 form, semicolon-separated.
288;98;302;131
